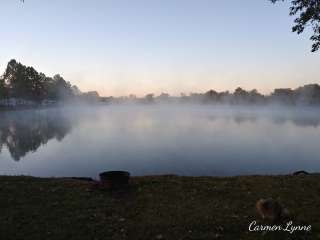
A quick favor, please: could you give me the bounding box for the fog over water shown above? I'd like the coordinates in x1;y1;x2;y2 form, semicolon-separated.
0;104;320;178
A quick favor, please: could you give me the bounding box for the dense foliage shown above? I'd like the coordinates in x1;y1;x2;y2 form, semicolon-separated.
144;85;320;106
1;59;320;106
271;0;320;52
0;59;78;101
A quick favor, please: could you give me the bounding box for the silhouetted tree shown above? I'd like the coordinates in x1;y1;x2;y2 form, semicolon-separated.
0;76;7;98
25;66;47;100
71;85;82;96
248;89;265;104
3;59;28;98
219;91;232;104
51;74;74;100
128;94;137;100
0;59;76;102
204;90;219;103
158;93;170;102
145;93;154;103
271;0;320;52
233;87;249;104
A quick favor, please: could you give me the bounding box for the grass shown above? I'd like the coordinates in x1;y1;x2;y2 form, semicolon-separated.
0;174;319;240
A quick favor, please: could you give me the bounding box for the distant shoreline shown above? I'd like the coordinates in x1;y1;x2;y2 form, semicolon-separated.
2;100;320;111
0;171;318;178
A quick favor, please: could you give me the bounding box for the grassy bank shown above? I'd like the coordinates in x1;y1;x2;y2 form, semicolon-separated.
0;175;319;240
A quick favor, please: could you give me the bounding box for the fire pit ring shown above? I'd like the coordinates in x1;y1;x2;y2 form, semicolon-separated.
99;171;130;189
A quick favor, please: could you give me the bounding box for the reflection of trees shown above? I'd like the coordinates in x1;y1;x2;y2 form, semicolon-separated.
234;115;257;124
0;110;72;161
270;114;320;128
206;112;320;128
291;117;320;128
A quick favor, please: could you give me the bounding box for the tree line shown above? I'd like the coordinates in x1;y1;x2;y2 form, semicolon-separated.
0;59;80;102
108;85;320;106
1;59;320;106
192;84;320;105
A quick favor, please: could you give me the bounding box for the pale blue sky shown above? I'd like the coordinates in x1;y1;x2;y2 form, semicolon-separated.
0;0;319;96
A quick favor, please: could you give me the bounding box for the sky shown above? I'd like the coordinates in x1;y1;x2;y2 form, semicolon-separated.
0;0;319;97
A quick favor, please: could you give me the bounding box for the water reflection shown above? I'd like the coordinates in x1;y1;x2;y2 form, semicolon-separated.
0;109;72;161
0;106;320;177
204;108;320;128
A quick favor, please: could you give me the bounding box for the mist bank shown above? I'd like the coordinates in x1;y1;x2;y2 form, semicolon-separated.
2;104;320;172
102;83;320;107
1;59;320;108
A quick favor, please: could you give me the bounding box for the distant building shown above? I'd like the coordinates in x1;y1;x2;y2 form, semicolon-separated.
271;88;294;105
81;91;100;102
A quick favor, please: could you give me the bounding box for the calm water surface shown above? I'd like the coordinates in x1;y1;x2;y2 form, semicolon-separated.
0;105;320;178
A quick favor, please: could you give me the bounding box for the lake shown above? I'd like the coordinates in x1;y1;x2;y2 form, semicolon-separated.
0;104;320;178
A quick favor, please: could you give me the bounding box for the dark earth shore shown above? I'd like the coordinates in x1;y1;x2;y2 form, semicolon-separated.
0;175;319;240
